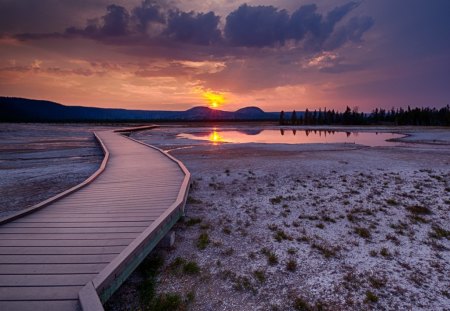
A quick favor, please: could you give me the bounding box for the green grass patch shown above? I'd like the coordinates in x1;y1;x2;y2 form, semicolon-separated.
311;242;339;258
293;297;313;311
286;259;297;272
364;291;379;303
196;233;210;250
186;197;203;205
380;247;391;257
270;196;283;204
183;261;200;275
386;198;399;206
429;226;450;240
354;227;371;239
406;205;432;215
253;269;266;283
274;229;292;242
261;248;279;266
185;217;202;226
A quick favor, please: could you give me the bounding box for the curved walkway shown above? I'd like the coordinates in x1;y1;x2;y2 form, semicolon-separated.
0;127;190;311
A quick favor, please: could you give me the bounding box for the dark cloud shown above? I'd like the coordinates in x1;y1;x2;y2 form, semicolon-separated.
64;4;131;38
101;4;130;36
308;1;361;48
0;0;141;33
323;1;359;34
324;16;374;50
164;10;221;45
224;1;371;50
13;1;163;40
224;4;289;47
132;0;165;34
287;4;322;40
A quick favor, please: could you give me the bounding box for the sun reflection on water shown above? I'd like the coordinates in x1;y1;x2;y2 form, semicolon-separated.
208;130;225;144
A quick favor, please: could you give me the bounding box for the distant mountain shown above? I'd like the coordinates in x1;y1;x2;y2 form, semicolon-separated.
183;106;234;120
236;107;265;115
0;97;280;122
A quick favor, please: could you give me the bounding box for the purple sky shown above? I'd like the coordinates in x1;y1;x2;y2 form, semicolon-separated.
0;0;449;111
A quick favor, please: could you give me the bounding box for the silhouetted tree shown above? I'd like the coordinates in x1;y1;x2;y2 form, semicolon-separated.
279;110;285;125
291;110;297;125
304;109;310;125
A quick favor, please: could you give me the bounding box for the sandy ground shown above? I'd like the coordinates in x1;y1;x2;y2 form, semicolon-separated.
0;123;110;218
1;124;449;310
106;126;450;311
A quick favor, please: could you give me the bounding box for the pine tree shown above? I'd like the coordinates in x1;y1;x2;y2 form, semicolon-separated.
291;110;297;125
279;110;285;125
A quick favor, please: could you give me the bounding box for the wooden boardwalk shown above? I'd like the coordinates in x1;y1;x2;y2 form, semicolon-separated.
0;128;190;311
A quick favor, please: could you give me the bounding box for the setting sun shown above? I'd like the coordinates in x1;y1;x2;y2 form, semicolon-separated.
203;91;225;109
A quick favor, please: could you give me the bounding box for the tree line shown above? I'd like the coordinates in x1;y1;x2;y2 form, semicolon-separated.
279;106;450;126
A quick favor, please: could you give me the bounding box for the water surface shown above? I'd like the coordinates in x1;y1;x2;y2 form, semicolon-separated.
178;129;404;147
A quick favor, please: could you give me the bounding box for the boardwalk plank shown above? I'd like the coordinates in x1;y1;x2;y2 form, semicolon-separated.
13;217;159;223
61;191;167;199
0;263;106;274
19;212;166;218
2;222;152;228
0;233;139;239
0;300;79;311
44;210;168;215
0;274;96;286
0;227;146;234
0;239;133;247
0;254;116;264
0;286;83;300
51;196;177;204
46;206;171;212
35;200;175;209
75;182;182;189
0;246;124;255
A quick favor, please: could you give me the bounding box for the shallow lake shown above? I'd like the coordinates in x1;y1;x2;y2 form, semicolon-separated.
178;129;405;147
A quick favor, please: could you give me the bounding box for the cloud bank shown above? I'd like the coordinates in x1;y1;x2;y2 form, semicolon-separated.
13;0;373;53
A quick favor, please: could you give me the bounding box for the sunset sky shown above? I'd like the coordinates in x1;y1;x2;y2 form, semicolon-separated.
0;0;449;112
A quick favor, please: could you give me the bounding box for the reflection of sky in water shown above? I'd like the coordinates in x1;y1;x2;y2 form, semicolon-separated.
178;129;405;147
